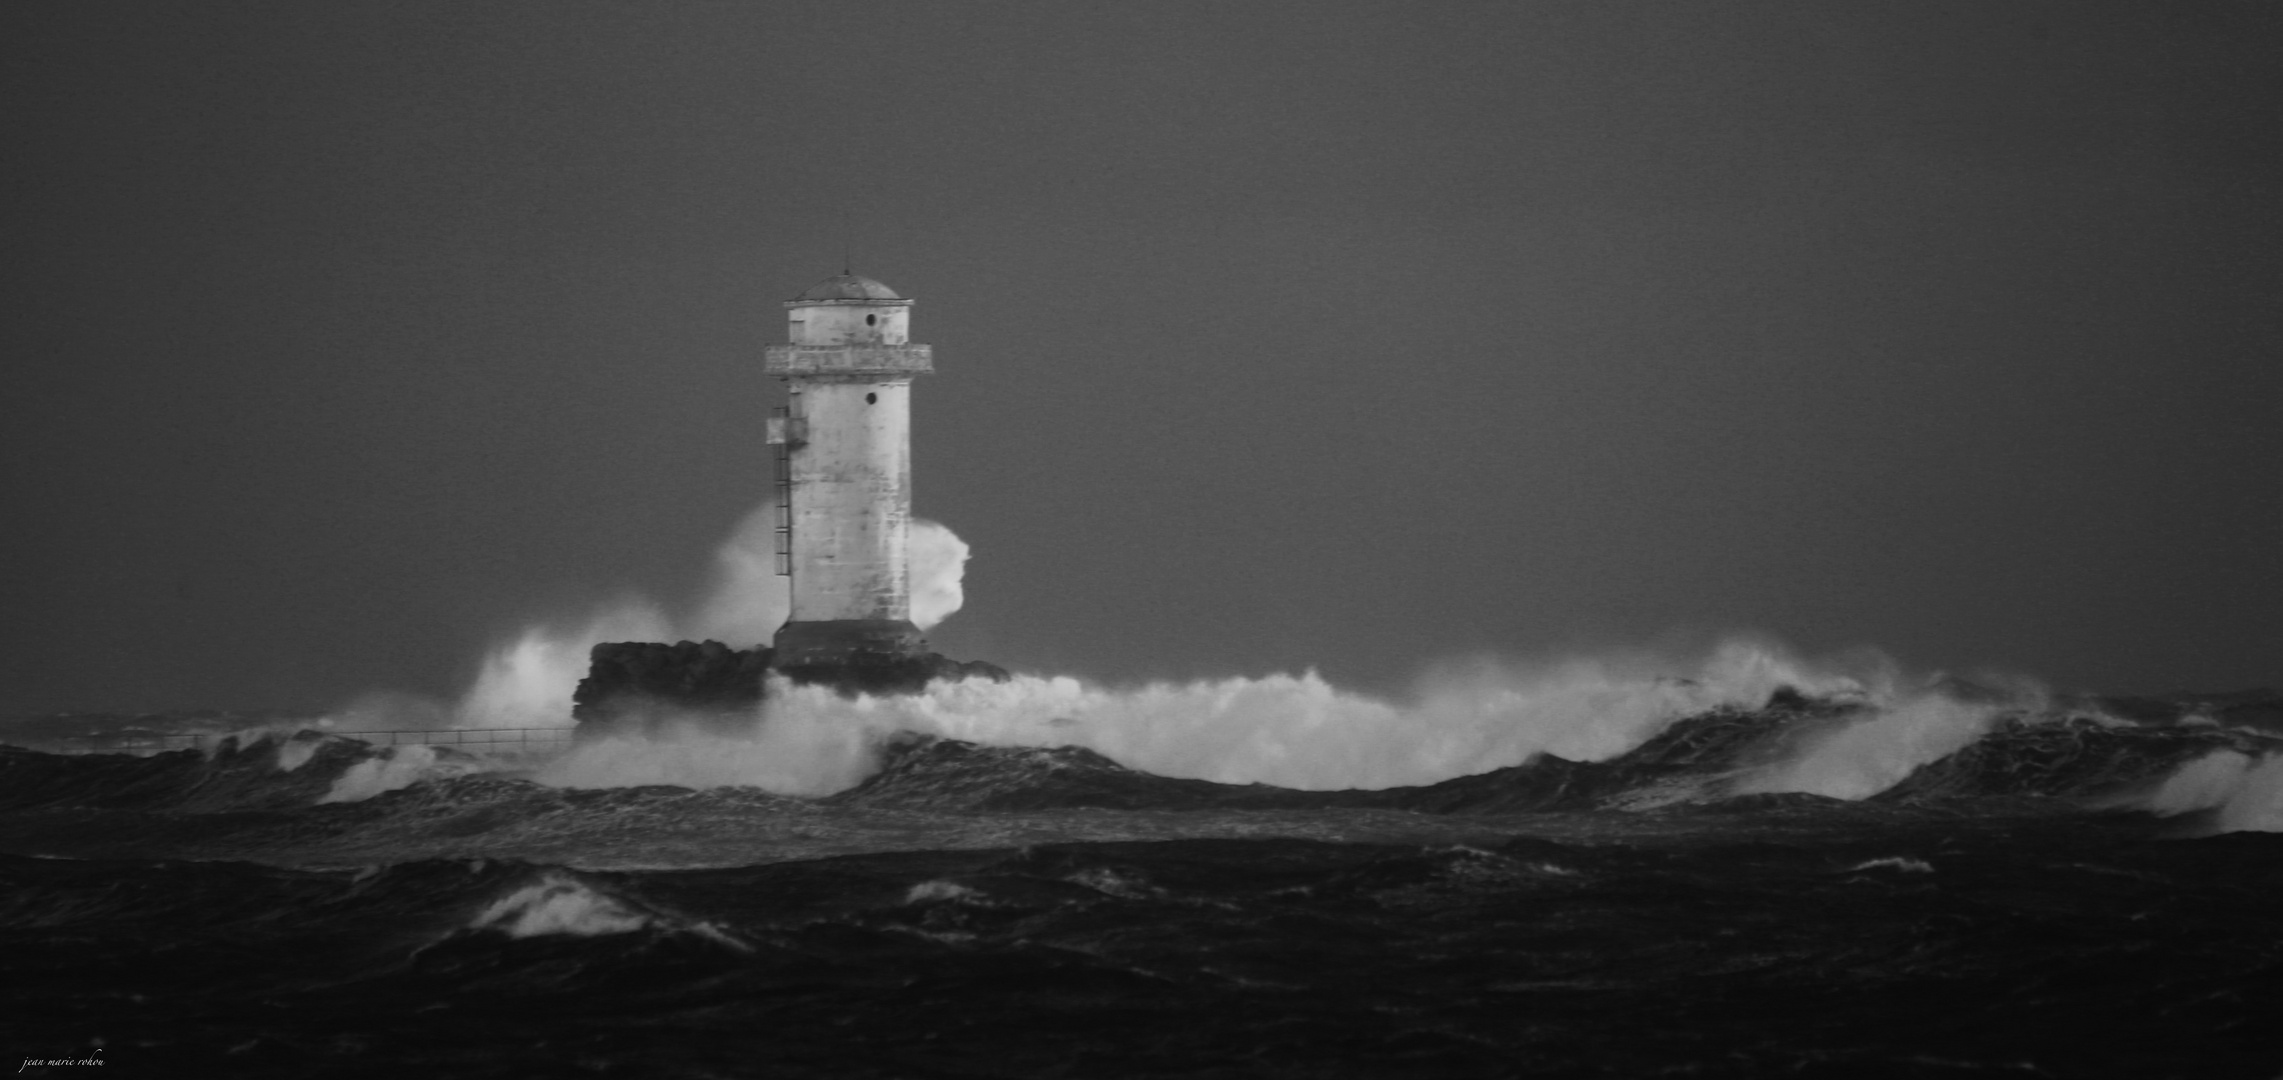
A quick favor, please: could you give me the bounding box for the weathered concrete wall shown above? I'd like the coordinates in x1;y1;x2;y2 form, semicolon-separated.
786;379;912;623
787;298;910;346
762;344;932;377
764;286;933;665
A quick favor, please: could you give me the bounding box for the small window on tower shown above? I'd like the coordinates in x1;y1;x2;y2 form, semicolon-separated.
866;314;877;326
866;392;878;404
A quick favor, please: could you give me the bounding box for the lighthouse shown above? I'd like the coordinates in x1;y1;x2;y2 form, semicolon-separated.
762;273;934;669
569;270;998;732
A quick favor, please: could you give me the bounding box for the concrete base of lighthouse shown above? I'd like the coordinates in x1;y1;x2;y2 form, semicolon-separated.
571;636;1010;739
770;619;929;669
770;618;985;697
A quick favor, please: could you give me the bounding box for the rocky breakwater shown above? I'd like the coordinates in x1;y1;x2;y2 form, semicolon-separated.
572;640;1009;738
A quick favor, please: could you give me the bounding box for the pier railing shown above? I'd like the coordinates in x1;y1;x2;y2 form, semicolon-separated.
44;727;576;756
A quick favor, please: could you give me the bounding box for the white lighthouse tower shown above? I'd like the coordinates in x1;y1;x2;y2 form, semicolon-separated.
762;273;934;668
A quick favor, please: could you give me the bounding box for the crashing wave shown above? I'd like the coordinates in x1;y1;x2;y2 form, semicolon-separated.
7;682;2281;834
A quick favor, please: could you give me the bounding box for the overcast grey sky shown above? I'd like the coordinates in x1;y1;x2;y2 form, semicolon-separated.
4;1;2279;712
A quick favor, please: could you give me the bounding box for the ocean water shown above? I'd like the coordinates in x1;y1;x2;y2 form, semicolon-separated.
4;687;2283;1078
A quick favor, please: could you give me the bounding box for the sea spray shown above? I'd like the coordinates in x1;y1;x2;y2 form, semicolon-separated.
534;708;882;796
1740;668;2056;801
449;502;784;730
1734;694;2020;801
469;872;752;949
2143;750;2283;832
453;597;674;730
907;520;969;631
759;637;1914;791
320;744;482;803
274;736;323;772
359;502;968;733
338;492;2066;808
471;873;653;937
681;504;794;647
530;638;1994;795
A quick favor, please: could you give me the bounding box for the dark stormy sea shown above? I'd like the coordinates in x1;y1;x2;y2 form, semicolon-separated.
5;683;2283;1079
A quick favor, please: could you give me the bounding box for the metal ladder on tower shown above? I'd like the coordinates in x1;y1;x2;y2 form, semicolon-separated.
769;405;793;577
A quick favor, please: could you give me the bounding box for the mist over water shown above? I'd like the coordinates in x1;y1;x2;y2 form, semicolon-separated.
291;500;2283;833
431;503;966;732
15;519;2283;1080
747;642;1883;790
536;704;883;796
1732;685;2038;801
2145;750;2283;833
542;638;2022;794
450;598;675;730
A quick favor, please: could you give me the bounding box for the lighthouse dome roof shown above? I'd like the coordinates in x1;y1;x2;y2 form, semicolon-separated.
791;274;905;302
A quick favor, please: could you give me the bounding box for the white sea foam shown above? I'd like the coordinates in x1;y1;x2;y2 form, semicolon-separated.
273;737;322;773
907;520;968;632
1066;868;1162;899
747;640;1813;791
532;708;879;796
533;637;2009;796
341;501;968;734
1733;689;2030;801
905;880;982;904
348;495;2035;804
1846;857;1935;873
451;598;675;731
319;744;480;804
472;875;652;937
2143;750;2283;833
